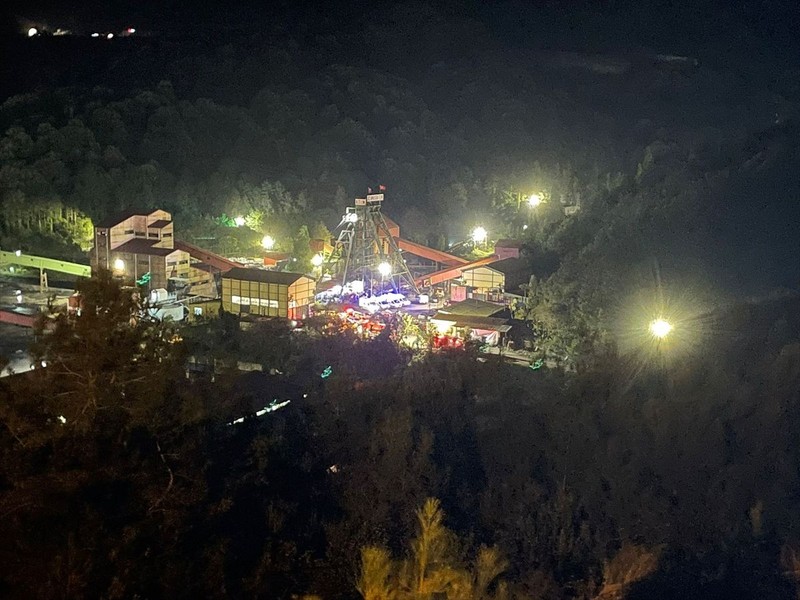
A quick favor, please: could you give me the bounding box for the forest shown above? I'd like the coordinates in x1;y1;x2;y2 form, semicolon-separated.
0;272;799;598
1;0;800;597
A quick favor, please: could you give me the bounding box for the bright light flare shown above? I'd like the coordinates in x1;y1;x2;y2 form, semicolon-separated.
472;226;488;244
649;318;673;339
233;215;245;227
311;253;324;267
377;262;392;277
261;235;275;250
106;33;114;39
113;258;125;271
528;193;542;207
614;275;720;386
28;28;38;37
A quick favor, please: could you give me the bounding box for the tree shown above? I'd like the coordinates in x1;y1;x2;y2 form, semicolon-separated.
357;498;508;600
29;270;183;432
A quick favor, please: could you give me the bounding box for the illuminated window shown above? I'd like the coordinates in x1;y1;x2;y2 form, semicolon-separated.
232;295;241;304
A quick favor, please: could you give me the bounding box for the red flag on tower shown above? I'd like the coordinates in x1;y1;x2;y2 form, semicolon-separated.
378;184;386;192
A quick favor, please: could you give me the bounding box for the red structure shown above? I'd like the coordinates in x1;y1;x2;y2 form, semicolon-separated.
395;237;468;267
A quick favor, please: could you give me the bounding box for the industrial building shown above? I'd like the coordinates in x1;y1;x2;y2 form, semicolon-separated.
90;210;239;297
221;268;315;320
430;298;512;346
321;194;521;304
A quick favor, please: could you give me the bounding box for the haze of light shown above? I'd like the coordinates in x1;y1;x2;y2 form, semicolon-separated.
649;318;673;339
472;226;487;243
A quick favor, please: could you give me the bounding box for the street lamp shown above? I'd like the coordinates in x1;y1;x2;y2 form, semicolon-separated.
28;28;38;37
377;262;392;277
261;235;275;250
471;226;487;245
113;258;126;272
649;318;673;339
528;193;542;207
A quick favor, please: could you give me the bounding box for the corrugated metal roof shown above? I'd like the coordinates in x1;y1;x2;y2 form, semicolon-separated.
114;239;178;257
96;210;141;228
436;298;506;318
96;210;172;229
431;312;512;332
223;267;311;286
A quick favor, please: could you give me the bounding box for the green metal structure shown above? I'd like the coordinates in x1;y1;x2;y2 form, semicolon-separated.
0;250;91;288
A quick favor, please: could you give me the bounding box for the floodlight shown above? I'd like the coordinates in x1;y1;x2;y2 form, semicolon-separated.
261;235;275;250
472;226;488;244
378;262;392;277
649;318;673;339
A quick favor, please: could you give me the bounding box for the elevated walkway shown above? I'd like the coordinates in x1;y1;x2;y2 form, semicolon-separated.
0;250;91;278
174;240;242;273
415;255;502;287
395;238;468;267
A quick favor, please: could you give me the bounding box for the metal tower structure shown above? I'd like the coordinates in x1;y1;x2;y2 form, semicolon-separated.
322;193;419;294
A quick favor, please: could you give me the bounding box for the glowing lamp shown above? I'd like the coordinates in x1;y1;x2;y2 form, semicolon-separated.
113;258;126;272
261;235;275;250
344;212;358;223
28;28;38;37
649;318;673;339
233;215;245;227
311;253;324;267
528;193;542;207
107;33;114;39
472;226;488;244
377;262;392;277
431;319;455;335
14;249;22;257
91;33;100;38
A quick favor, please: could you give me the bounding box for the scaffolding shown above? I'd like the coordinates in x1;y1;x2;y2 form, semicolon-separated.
322;194;419;294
